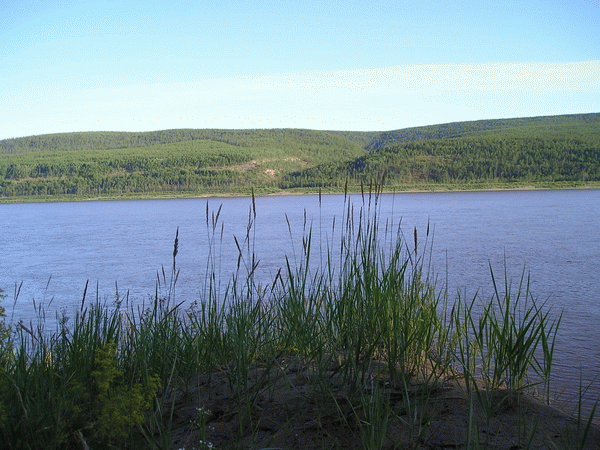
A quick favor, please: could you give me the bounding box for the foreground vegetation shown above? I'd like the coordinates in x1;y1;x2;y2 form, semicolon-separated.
1;113;599;201
0;192;598;449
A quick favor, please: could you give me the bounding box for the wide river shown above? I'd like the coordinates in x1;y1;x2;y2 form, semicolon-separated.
1;189;599;415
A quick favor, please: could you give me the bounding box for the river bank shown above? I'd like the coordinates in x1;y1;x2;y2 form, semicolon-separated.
166;358;600;450
1;180;599;204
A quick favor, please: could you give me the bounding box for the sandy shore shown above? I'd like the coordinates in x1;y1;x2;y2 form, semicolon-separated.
166;358;600;450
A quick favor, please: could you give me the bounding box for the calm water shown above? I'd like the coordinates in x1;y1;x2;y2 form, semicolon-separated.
1;190;599;413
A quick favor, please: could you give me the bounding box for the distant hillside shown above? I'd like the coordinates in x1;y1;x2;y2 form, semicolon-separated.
0;128;366;155
1;113;599;201
3;112;598;154
0;129;366;199
359;113;600;151
282;114;600;189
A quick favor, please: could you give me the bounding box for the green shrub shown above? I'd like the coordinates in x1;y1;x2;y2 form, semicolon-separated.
90;342;160;445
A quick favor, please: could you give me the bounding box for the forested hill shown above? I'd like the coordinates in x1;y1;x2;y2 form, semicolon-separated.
283;113;600;189
1;113;599;201
2;113;598;155
0;128;364;155
350;113;600;151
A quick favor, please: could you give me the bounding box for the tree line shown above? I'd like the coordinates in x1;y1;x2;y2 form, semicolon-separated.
280;121;600;188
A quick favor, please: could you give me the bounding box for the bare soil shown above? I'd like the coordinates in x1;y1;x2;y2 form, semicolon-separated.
161;356;600;450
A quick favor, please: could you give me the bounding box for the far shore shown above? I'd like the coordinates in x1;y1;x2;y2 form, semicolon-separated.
1;181;600;205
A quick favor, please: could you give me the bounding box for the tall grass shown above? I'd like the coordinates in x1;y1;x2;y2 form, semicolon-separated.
452;265;559;403
451;265;566;448
0;190;593;449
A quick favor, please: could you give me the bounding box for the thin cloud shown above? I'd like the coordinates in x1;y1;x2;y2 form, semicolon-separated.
1;61;599;139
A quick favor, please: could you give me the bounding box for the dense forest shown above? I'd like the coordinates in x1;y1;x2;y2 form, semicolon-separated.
1;113;599;201
283;119;600;188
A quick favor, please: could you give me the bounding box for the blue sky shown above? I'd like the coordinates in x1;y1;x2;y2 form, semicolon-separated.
1;0;599;140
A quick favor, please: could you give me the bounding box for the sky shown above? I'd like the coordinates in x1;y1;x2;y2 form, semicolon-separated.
1;0;599;140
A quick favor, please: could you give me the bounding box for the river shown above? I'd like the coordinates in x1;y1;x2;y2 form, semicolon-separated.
1;189;599;415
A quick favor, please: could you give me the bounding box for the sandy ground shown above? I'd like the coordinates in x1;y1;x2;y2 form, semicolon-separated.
162;357;600;450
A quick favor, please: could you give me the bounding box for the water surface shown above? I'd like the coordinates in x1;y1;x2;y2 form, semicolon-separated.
1;189;599;414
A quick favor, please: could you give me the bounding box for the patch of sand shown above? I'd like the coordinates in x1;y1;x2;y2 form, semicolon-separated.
166;357;600;449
